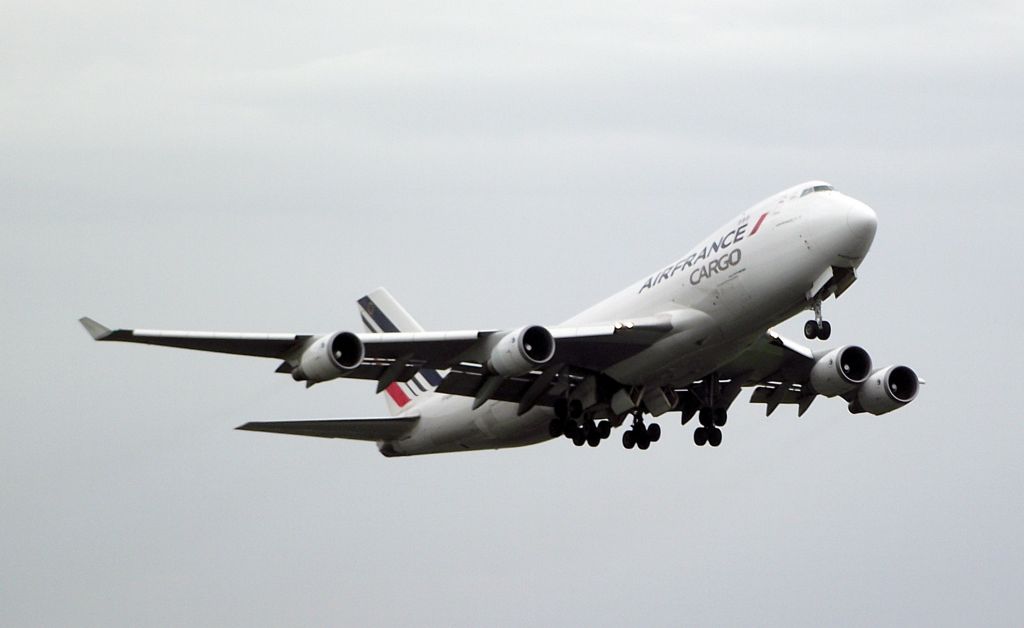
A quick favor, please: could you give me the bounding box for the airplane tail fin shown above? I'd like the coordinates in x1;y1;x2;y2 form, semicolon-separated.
357;288;444;416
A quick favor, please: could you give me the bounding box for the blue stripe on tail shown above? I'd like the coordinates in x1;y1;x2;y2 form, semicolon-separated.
358;292;443;395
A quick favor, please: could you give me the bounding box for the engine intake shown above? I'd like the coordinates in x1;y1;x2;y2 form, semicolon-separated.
854;365;920;415
810;345;872;397
487;325;556;376
292;331;365;383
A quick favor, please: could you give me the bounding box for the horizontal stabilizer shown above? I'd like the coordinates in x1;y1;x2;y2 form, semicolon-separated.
236;416;419;441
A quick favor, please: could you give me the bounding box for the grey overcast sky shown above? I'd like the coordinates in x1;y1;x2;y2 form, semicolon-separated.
3;1;1023;626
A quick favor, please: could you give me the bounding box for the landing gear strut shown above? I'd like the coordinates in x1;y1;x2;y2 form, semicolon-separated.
689;374;730;447
622;412;660;450
553;397;584;420
804;300;832;340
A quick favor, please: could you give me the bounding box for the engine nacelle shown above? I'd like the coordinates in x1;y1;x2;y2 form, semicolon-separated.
291;332;365;384
809;345;873;397
853;365;920;415
487;325;556;376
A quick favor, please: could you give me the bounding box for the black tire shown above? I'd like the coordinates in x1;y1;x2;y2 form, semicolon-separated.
554;398;569;420
637;437;650;450
563;421;578;439
819;320;832;340
713;408;727;427
572;432;586;447
598;420;611;439
587;431;601;447
647;423;661;442
568;399;584;419
622;430;635;449
698;408;713;427
804;320;819;340
548;418;564;438
708;427;723;447
694;427;707;446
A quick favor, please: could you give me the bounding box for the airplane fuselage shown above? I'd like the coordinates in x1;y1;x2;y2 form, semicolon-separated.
382;182;880;456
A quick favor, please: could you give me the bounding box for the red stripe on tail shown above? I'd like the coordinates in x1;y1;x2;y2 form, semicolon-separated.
386;383;410;407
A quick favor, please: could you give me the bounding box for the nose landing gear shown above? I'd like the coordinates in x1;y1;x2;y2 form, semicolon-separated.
804;300;832;340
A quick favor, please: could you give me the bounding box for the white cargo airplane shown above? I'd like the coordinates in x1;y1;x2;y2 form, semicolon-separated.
80;181;921;456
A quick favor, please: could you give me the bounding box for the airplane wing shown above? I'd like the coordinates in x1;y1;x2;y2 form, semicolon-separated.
237;416;419;441
713;330;824;417
78;314;676;402
79;317;486;381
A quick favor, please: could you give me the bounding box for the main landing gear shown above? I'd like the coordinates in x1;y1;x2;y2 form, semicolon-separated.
692;407;725;447
551;418;612;447
621;413;661;450
686;373;733;447
804;300;832;340
549;401;612;448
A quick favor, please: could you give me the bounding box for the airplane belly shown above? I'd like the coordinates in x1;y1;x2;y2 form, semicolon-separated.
604;308;722;384
386;397;553;456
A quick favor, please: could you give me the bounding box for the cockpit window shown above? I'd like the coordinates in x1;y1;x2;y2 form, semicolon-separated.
800;184;835;197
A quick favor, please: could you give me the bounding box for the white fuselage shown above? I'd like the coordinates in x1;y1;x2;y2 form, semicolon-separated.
384;183;879;456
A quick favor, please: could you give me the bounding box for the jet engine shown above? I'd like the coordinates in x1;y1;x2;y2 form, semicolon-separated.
809;345;873;397
853;365;920;415
487;325;556;376
291;332;365;383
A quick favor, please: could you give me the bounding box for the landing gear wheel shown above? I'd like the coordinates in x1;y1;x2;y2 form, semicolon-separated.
622;430;636;449
563;421;578;439
554;398;569;420
647;423;661;442
804;320;819;340
694;427;708;446
598;421;611;439
713;408;727;427
586;424;601;447
548;418;564;438
818;320;832;340
698;408;713;427
708;427;723;447
572;432;586;447
636;436;650;450
568;399;584;419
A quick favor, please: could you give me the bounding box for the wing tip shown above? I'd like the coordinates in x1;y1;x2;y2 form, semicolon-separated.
79;317;113;340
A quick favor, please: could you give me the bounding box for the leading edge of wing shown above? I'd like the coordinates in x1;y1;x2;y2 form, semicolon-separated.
237;416;419;441
79;316;310;359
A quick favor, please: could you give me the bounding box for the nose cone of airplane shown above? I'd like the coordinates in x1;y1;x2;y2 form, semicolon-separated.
846;199;878;256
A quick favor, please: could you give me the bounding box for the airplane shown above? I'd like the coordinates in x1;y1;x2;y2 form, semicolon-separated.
80;181;922;456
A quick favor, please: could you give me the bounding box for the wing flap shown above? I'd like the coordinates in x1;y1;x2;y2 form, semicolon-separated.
436;370;544;403
236;416;419;441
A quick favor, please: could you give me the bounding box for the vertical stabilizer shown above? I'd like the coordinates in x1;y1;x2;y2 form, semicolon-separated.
357;288;444;416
